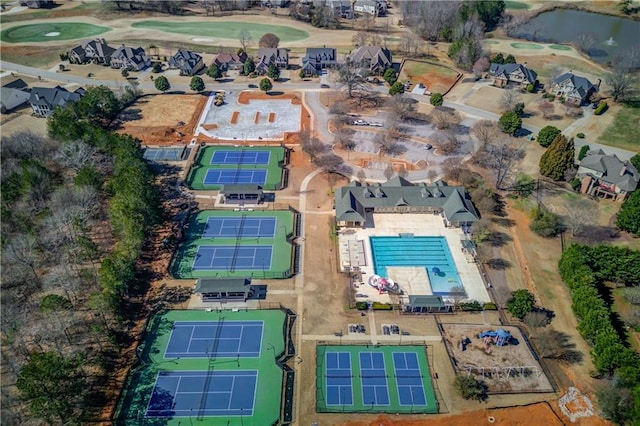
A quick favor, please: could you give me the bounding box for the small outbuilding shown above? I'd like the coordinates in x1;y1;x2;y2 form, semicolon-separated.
220;184;264;205
194;278;252;302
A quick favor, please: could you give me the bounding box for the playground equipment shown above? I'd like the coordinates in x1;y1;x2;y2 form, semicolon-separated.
479;329;512;353
368;275;399;294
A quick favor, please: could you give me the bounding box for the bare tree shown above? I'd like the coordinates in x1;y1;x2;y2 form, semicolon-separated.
523;310;551;338
386;94;419;121
449;285;467;309
300;136;325;162
533;329;582;363
476;136;526;190
383;163;394;180
238;29;252;52
336;58;367;98
606;67;639;102
470;120;501;152
499;89;522;113
357;12;376;32
4;234;42;290
315;154;350;188
357;169;367;184
565;198;596;237
472;56;490;79
537;100;555;119
433;131;462;155
574;32;596;55
352;31;369;47
258;33;280;48
430;107;462;130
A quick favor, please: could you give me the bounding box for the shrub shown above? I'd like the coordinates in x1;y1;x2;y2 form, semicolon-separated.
460;300;482;311
578;144;590;161
526;83;534;93
506;289;535;319
430;92;444;106
537;125;561;148
372;302;393;310
576;132;585;138
530;206;561;237
483;302;498;310
594;101;608;115
355;301;368;310
571;177;582;191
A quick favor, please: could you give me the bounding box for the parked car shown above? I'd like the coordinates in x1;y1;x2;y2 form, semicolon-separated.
423;144;433;150
353;119;368;126
320;83;330;88
248;83;258;88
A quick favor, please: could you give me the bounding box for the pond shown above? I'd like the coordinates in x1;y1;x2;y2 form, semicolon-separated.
512;9;640;64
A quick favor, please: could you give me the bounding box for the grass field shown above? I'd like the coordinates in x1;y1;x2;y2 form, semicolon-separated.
504;0;531;9
510;42;544;50
398;60;460;95
0;22;109;43
598;101;640;152
549;44;572;51
131;20;308;42
315;345;438;414
171;209;295;279
114;309;288;426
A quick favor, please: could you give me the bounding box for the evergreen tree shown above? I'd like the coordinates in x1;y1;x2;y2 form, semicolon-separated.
243;57;255;75
537;125;561;148
206;63;222;80
539;134;575;181
189;76;205;92
267;63;280;80
154;75;170;92
616;191;640;236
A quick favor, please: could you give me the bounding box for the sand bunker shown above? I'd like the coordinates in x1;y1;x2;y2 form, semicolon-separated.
192;37;214;42
45;32;61;37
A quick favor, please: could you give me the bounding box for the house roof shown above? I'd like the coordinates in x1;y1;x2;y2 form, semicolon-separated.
579;150;640;192
408;295;445;308
303;47;336;62
334;178;479;224
2;78;28;90
29;86;83;109
1;86;30;110
349;46;392;69
488;63;537;84
195;278;251;293
112;45;148;65
214;52;248;64
169;50;203;71
554;72;596;93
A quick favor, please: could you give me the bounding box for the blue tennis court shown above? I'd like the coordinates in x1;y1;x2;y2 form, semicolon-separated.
145;370;257;417
192;245;273;271
359;352;390;405
203;169;267;185
325;352;353;405
211;150;271;165
393;352;427;406
203;217;276;238
165;321;264;358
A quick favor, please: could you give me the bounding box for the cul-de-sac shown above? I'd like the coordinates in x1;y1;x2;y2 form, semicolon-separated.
1;1;639;425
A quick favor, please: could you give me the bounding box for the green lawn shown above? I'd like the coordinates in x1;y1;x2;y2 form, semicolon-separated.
549;44;572;51
505;0;531;10
598;102;640;152
0;22;109;43
510;42;544;50
131;20;308;42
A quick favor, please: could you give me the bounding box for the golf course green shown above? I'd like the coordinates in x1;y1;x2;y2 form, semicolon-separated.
0;23;110;43
131;20;308;42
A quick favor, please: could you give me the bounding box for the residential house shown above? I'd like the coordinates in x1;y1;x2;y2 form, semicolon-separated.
488;63;537;88
1;79;30;113
347;45;392;75
301;47;337;76
68;38;116;65
168;50;205;76
256;48;289;74
325;0;352;18
213;51;248;72
334;177;479;229
551;72;599;105
29;86;85;117
110;45;151;71
353;0;386;16
577;149;639;201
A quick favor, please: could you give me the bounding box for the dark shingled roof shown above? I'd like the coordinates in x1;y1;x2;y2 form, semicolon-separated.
195;278;251;293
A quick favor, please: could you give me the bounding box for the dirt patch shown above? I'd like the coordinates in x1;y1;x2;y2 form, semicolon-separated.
116;93;207;145
268;112;276;122
399;59;461;95
341;402;566;426
230;110;239;124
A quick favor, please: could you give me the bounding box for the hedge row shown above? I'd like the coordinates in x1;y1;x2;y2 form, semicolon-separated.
558;245;640;374
594;101;608;115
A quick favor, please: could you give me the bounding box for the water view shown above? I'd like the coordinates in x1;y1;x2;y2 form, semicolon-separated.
512;9;640;64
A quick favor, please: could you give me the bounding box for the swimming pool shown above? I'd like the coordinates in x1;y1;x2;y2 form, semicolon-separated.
369;236;462;295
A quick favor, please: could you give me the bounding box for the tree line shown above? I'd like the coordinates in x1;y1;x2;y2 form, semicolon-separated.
558;244;640;424
1;85;161;424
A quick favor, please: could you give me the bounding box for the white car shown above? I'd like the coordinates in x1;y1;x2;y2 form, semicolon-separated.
353;119;368;126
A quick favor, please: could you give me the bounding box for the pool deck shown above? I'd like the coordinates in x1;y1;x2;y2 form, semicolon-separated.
338;214;490;304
